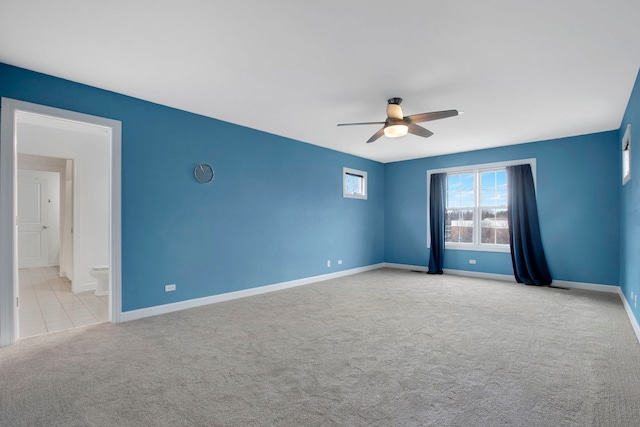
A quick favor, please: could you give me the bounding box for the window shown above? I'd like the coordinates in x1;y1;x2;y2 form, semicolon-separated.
428;159;535;252
622;124;631;185
343;167;367;199
446;169;509;248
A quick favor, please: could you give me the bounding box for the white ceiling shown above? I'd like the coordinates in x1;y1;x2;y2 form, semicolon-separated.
1;1;639;163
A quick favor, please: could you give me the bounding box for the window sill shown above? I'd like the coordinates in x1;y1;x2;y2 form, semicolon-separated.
444;244;510;253
344;193;367;200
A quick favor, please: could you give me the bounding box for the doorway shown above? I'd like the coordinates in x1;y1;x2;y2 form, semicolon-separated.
16;156;109;337
0;98;122;347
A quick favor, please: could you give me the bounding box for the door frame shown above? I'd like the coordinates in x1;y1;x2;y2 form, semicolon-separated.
0;98;123;347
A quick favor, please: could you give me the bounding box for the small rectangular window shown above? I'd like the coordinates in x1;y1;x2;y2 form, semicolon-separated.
343;167;367;199
622;124;631;185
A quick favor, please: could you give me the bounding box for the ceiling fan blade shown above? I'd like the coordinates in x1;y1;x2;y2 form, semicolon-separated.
405;109;460;123
366;127;386;143
337;121;385;127
407;123;434;139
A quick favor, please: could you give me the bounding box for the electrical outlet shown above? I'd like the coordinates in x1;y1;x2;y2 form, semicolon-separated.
469;259;477;265
165;284;176;292
338;260;343;265
327;260;331;268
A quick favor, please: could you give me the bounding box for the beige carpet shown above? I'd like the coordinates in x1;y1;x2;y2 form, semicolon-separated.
1;268;640;426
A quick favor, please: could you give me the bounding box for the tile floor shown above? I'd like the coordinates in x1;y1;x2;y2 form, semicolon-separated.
19;266;108;339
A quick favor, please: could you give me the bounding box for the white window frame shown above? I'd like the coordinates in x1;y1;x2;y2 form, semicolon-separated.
343;167;367;199
427;158;536;253
622;124;631;185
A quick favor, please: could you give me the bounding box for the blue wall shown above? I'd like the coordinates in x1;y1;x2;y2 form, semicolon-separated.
0;63;385;311
385;132;621;286
620;70;640;324
1;61;629;317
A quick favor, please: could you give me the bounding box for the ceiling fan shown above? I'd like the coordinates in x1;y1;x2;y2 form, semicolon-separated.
337;97;461;143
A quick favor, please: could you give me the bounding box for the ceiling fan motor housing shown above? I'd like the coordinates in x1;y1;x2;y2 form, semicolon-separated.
387;98;404;120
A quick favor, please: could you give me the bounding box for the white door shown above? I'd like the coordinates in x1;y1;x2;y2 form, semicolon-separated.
17;171;49;268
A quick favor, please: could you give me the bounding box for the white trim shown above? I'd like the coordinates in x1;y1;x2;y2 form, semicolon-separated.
0;99;18;347
120;263;386;322
72;281;97;293
387;263;624;293
343;166;367;199
382;263;516;282
81;256;640;346
387;263;640;342
427;158;536;250
110;114;122;323
0;98;123;347
443;268;516;282
427;158;538;179
444;243;511;253
619;288;640;344
384;262;429;272
551;279;620;293
443;268;623;293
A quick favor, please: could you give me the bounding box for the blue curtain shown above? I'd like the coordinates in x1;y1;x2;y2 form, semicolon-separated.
507;164;552;286
428;173;446;274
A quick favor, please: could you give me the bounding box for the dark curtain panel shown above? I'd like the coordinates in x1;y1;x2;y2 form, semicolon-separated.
428;173;446;274
506;164;552;286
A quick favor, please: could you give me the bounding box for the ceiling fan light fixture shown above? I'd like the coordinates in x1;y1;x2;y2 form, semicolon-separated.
384;124;408;138
337;98;460;143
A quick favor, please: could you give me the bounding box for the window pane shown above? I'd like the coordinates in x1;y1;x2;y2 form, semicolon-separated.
345;173;362;194
496;208;510;244
623;150;630;177
481;208;509;244
480;170;507;207
447;175;461;208
446;208;474;243
447;173;474;208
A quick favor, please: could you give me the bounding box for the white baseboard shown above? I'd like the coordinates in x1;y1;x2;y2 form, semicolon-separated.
383;264;517;283
117;261;640;346
619;289;640;344
389;264;621;294
443;268;516;282
387;263;638;343
120;263;386;322
552;279;619;294
72;281;96;293
383;263;428;272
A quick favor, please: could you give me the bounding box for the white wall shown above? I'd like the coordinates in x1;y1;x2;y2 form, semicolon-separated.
17;118;110;292
63;159;73;280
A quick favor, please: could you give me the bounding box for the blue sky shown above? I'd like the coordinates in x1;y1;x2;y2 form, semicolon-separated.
447;170;507;208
